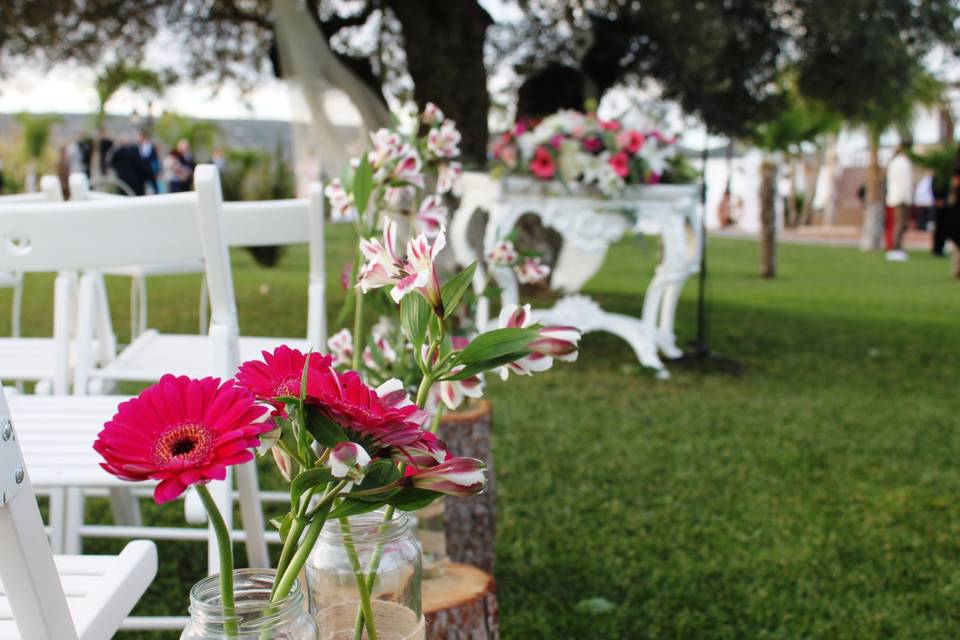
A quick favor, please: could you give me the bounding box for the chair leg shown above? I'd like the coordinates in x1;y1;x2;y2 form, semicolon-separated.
47;489;66;554
109;487;143;527
137;275;148;338
10;272;23;338
198;277;209;335
63;488;85;554
129;275;139;341
235;460;270;568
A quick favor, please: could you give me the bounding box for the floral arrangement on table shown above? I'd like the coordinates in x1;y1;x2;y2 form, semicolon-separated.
490;109;695;196
92;103;580;639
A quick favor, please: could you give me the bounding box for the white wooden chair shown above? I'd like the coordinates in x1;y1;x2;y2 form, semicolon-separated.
0;385;157;640
0;166;269;629
67;172;210;342
74;181;327;391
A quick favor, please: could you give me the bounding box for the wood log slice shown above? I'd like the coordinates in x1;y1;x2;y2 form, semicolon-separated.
424;562;499;640
437;399;495;573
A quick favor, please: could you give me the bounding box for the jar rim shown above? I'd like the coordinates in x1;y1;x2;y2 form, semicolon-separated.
319;507;412;546
188;568;303;628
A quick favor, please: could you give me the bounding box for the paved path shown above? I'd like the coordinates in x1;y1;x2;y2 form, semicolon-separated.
712;226;935;250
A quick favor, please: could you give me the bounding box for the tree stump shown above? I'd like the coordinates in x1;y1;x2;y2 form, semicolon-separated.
437;399;495;574
424;562;499;640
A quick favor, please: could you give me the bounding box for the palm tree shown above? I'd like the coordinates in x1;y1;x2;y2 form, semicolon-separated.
15;113;62;192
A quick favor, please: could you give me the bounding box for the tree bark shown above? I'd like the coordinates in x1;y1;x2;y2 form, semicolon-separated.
437;399;495;574
822;134;839;226
860;137;884;251
388;1;493;167
759;158;777;278
800;153;822;226
785;159;798;228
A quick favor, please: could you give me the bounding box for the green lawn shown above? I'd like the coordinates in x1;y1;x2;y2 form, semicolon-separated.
4;230;960;639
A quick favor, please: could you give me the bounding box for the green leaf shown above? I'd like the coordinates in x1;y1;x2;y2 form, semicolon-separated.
290;468;334;507
443;350;531;381
328;497;383;519
304;408;348;448
440;261;478;319
386;487;442;512
352;460;402;501
400;293;431;349
352;154;374;217
575;597;617;615
269;514;293;543
452;327;539;366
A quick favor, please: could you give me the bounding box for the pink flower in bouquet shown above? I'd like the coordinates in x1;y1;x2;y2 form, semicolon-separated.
514;121;528;135
329;441;372;483
384;185;415;209
530;147;556;179
422;102;444;125
609;151;630;178
599;119;621;132
235;346;334;406
405;457;486;496
500;145;518;169
487;240;519;267
515;256;551;284
497;304;581;379
571;123;586;138
416;195;449;237
549;134;565;151
427;337;484;412
582;137;604;154
358;218;446;310
327;328;354;367
324;179;357;222
94;375;273;504
427;120;461;159
616;130;646;154
437;161;462;194
649;171;662;185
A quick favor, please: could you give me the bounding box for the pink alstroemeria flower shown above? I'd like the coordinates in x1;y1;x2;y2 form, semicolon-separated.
514;256;551;284
427;338;484;412
357;218;446;311
416;195;449;238
368;128;403;170
427;120;461;159
437;161;462;194
329;441;372;483
487;240;519;267
391;149;425;188
497;304;581;379
422;102;444;125
327;328;354;367
324;178;357;221
609;151;630;178
405;457;487;496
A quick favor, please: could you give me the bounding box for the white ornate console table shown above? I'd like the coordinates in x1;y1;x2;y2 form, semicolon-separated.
451;173;702;378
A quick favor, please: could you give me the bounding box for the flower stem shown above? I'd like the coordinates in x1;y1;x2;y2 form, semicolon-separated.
270;516;305;599
341;517;379;640
196;484;237;638
351;247;366;370
415;374;434;408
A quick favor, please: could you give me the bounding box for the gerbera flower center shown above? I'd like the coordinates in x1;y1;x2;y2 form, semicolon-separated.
273;376;301;397
154;422;214;465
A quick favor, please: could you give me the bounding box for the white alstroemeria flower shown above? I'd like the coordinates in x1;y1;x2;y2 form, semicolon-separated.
486;240;519;267
416;195;449;238
496;304;581;379
427;119;461;159
514;257;551;284
327;328;354;367
357;218;447;310
437;161;462;195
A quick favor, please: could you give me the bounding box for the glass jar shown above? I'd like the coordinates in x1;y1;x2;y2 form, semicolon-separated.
306;508;424;640
180;569;316;640
414;498;448;577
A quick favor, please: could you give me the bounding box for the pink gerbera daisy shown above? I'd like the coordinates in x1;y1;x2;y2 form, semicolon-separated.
235;346;334;407
93;375;273;504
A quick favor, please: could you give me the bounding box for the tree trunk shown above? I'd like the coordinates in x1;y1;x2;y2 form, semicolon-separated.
759;158;777;278
860;137;884;251
800;153;822;226
424;563;499;640
784;160;798;228
388;1;492;167
822;134;839;226
436;400;495;574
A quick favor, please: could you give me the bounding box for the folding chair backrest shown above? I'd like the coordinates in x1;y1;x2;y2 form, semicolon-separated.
220;183;326;349
68;172;124;202
0;176;63;204
0;166;238;369
0;386;80;640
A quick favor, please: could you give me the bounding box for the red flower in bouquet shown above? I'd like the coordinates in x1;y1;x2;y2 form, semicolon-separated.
93;375;273;504
599;118;621;132
530;147;555;179
582;137;604;154
609;151;630;178
617;130;646;154
405;457;486;496
235;345;333;409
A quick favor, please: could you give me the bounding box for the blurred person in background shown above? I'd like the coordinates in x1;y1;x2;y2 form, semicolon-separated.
914;171;935;231
166;138;195;192
885;139;913;262
110;135;151;196
138;129;160;194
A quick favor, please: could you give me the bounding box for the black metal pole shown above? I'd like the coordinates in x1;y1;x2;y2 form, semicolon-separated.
691;144;709;354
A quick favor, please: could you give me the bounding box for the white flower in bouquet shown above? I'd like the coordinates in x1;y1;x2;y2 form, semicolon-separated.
558;139;585;184
427;120;461;159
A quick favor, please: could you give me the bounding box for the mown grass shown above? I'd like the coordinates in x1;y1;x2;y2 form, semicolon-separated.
3;229;959;639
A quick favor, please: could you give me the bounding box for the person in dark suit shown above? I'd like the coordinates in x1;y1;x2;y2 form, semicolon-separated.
110;142;150;196
138;129;160;194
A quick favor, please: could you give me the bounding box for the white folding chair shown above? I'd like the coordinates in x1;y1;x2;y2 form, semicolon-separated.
74;179;327;391
67;172;209;342
0;167;269;629
0;385;157;640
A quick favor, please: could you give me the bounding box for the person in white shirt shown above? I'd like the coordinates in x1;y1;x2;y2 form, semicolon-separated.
914;172;935;231
885;139;914;261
